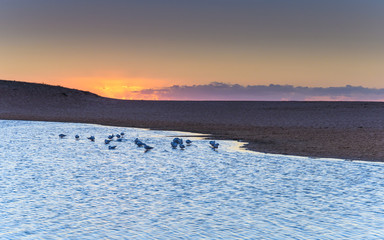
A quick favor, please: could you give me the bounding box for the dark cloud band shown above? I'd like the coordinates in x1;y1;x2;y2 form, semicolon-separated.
135;82;384;101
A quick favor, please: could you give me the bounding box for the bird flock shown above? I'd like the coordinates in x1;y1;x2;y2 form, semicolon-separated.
59;132;220;151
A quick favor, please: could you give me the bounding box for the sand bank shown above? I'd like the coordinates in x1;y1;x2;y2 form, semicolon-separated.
1;80;383;162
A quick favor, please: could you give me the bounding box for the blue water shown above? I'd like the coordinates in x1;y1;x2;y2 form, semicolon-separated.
0;120;383;239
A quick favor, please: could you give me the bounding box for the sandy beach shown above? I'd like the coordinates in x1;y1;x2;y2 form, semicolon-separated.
1;80;383;162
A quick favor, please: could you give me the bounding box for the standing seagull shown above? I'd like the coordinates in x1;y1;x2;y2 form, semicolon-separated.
59;134;66;138
75;135;80;140
88;136;95;141
171;141;178;148
209;141;219;149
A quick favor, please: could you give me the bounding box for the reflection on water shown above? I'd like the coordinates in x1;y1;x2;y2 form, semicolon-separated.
0;120;383;239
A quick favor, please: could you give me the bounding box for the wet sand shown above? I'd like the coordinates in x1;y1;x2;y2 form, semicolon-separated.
1;80;383;162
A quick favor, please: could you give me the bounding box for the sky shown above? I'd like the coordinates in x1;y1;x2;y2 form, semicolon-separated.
1;0;384;100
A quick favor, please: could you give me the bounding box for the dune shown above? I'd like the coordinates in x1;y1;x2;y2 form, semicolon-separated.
1;79;383;162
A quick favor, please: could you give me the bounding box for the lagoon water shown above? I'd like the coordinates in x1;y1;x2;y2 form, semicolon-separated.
0;120;383;239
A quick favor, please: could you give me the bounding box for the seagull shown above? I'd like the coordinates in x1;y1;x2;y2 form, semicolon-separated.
116;138;123;142
109;145;116;150
212;143;219;149
88;136;95;141
136;140;145;147
59;134;66;138
120;132;125;136
171;141;178;148
209;140;219;149
186;139;192;144
116;134;121;139
108;134;114;140
75;135;80;140
179;144;185;149
173;137;184;145
105;139;111;144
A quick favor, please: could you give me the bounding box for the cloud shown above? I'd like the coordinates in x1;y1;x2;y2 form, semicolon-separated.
131;82;384;101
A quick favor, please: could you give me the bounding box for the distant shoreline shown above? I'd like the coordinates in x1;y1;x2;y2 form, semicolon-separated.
1;80;384;162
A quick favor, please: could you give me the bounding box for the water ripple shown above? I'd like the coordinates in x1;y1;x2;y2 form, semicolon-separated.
0;120;383;239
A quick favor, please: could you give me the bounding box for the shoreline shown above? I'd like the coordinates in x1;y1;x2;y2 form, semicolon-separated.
2;114;383;162
1;80;383;162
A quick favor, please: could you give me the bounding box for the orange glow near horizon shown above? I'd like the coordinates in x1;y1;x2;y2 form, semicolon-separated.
61;77;167;100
